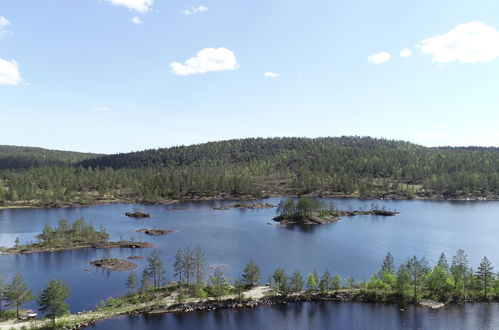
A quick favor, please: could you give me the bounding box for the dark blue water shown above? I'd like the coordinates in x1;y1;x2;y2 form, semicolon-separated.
0;198;498;313
89;302;499;330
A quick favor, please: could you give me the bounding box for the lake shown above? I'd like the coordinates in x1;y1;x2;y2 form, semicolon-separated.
89;302;499;330
0;198;498;325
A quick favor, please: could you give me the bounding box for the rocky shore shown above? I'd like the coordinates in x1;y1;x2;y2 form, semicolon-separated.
273;209;399;225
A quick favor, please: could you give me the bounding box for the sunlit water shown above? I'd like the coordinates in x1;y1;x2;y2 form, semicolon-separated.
0;198;498;322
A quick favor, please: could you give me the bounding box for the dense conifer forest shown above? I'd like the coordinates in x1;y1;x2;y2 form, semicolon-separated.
1;137;499;206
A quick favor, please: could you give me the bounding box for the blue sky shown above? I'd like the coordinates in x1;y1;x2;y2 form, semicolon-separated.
1;0;499;153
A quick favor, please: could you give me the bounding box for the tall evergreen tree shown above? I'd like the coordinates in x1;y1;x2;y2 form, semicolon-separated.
210;266;227;299
193;246;206;287
405;256;429;302
147;250;166;289
37;279;70;328
126;271;137;295
289;270;304;292
437;252;449;273
476;256;494;299
451;249;470;299
241;260;261;287
378;252;395;277
5;273;34;318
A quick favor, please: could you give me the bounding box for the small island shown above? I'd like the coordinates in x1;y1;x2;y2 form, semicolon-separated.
273;198;399;225
136;228;176;235
0;218;154;254
214;203;275;210
125;207;151;218
90;258;138;271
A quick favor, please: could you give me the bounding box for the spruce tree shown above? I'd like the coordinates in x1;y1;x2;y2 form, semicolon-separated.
37;279;70;328
5;273;34;319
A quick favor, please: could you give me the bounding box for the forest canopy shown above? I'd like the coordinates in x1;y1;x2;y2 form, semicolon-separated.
1;136;499;206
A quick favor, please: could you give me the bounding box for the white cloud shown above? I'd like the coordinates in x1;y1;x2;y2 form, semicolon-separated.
0;16;12;37
170;47;239;76
400;48;412;57
436;124;448;129
131;16;143;24
180;6;208;15
92;106;111;112
0;16;9;29
367;52;391;64
264;72;279;78
419;21;499;63
105;0;153;13
0;58;22;86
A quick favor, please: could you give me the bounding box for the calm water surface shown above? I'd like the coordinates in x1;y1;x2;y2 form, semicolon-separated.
0;198;498;314
89;302;499;330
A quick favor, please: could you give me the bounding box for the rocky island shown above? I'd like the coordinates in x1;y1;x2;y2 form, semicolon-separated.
136;228;176;235
273;198;399;225
90;258;138;271
0;218;154;255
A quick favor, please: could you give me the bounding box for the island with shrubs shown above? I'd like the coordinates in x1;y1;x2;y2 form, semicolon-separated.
273;198;399;225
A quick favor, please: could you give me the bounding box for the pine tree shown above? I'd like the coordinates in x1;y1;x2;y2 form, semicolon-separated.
193;246;206;288
319;270;332;293
173;249;184;284
451;249;469;299
5;273;34;319
141;268;150;292
37;279;70;328
147;250;165;289
0;276;5;314
289;270;304;293
242;260;261;288
210;266;227;299
437;252;449;273
307;271;319;292
126;271;137;294
406;256;429;302
476;256;494;299
378;252;395;277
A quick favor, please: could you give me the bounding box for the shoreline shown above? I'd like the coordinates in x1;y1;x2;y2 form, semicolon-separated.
0;194;497;211
1;286;495;330
0;240;155;256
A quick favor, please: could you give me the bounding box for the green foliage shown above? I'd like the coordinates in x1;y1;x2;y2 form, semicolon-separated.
242;260;261;288
3;137;499;206
289;270;304;293
270;268;288;294
146;250;165;289
307;271;319;292
210;266;228;299
126;271;137;295
476;256;494;299
37;278;70;328
5;273;34;318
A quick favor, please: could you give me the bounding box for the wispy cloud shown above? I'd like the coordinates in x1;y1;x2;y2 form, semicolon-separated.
0;58;23;86
0;16;12;38
400;48;412;57
264;72;279;78
367;52;391;64
170;47;239;76
419;21;499;63
180;6;208;16
105;0;153;13
131;16;143;24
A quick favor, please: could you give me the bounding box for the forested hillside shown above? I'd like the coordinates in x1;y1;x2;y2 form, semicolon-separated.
1;137;498;207
0;145;99;170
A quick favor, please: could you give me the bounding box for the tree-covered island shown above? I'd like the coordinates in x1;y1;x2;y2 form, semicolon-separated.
273;198;398;225
0;218;154;255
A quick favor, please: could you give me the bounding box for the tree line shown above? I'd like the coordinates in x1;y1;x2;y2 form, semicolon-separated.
0;273;70;328
1;137;499;206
